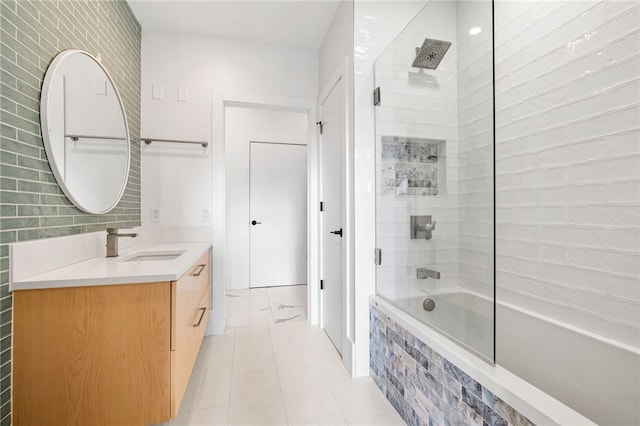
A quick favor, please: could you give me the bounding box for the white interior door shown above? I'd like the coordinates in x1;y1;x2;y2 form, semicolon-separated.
249;142;307;288
320;77;345;354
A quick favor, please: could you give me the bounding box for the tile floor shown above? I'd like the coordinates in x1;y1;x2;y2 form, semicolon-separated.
166;285;405;426
225;285;309;328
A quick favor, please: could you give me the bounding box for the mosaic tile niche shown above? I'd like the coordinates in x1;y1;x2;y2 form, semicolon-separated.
370;304;534;426
379;136;446;197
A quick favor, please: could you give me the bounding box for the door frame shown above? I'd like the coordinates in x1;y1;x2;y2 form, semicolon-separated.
318;56;354;373
209;93;319;336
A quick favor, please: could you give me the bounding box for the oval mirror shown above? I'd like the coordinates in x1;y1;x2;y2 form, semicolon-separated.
40;50;130;214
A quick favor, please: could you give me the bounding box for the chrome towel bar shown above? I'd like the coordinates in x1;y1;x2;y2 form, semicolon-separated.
66;134;127;141
141;138;208;148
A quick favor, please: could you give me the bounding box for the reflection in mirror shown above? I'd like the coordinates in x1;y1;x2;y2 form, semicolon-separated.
41;50;130;214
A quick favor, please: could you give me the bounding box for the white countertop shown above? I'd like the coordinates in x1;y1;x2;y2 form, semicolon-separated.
11;242;212;291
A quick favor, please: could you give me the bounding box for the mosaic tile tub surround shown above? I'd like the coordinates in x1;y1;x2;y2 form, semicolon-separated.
370;304;534;426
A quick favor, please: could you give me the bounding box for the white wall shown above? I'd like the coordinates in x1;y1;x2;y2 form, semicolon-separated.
353;0;428;377
319;0;354;92
141;31;317;230
225;107;308;290
494;1;640;349
140;30;318;333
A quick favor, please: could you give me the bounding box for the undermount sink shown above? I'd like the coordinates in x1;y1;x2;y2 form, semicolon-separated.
124;251;186;262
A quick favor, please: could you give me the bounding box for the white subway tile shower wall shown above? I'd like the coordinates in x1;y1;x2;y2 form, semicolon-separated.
374;1;462;300
456;1;495;299
363;0;639;348
494;1;640;349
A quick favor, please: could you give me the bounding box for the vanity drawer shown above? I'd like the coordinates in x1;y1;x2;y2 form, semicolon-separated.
191;250;210;299
170;250;211;415
170;251;210;351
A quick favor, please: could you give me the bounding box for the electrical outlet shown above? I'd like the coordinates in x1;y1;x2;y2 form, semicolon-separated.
201;207;211;222
150;207;162;223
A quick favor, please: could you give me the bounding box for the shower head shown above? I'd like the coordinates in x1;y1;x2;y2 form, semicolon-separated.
412;38;451;70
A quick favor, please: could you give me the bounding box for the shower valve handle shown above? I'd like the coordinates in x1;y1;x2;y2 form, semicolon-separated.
421;221;436;232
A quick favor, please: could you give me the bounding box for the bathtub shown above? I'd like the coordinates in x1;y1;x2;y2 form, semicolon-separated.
497;298;640;426
372;292;640;425
393;292;494;361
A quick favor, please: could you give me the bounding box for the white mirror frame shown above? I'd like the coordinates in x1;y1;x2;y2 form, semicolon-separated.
40;49;131;214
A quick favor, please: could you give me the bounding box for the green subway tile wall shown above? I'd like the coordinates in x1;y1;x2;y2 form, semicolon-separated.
0;1;141;423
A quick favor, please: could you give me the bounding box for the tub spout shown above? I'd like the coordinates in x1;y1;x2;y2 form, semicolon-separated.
417;267;440;279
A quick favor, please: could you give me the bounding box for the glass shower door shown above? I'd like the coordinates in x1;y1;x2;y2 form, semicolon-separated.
374;0;494;362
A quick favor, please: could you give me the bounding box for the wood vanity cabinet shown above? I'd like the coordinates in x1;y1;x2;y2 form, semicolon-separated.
12;249;211;426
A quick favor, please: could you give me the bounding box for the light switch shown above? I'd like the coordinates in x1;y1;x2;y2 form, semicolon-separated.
177;87;189;102
201;207;211;222
152;84;164;100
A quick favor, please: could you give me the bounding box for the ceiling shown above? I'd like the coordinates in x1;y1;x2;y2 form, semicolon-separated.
127;0;342;50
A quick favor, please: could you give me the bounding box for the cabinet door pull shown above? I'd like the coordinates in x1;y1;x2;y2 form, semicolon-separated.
193;264;206;276
193;307;207;327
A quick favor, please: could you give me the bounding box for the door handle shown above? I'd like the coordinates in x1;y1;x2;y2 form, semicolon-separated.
330;228;343;237
251;220;262;225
